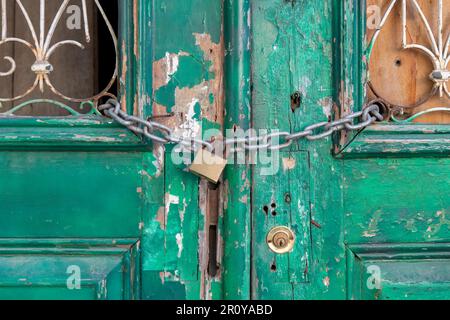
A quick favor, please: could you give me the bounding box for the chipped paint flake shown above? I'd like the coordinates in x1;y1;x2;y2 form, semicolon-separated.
155;206;166;230
153;51;189;91
318;97;333;118
176;233;183;258
165;52;179;83
165;193;180;214
173;96;202;140
323;276;330;287
282;157;296;171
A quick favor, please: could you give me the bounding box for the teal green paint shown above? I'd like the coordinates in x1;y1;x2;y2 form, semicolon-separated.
142;271;187;300
222;0;252;300
153;0;222;60
0;0;448;301
251;0;345;300
0;240;139;300
174;56;209;88
337;0;450;300
142;151;166;272
142;0;224;300
0;152;143;238
253;151;312;299
0;117;146;150
251;0;450;300
163;157;199;281
347;244;450;300
155;82;177;109
118;0;137;114
344;158;450;244
341;124;450;157
154;55;208;110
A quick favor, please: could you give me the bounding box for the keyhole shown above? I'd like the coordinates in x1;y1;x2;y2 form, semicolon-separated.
273;232;289;249
277;238;286;248
267;226;295;254
290;91;302;112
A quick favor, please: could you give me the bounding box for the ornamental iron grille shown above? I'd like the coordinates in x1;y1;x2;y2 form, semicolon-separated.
0;0;118;116
366;0;450;123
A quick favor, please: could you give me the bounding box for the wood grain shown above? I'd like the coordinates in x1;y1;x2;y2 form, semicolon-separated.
367;0;450;123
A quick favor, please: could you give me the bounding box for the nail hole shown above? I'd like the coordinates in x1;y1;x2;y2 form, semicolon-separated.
395;59;402;67
270;263;277;272
271;203;277;209
263;206;269;214
272;211;277;217
284;193;291;203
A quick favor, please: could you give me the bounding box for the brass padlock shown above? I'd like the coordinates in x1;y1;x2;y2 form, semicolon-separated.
188;149;227;184
266;226;295;254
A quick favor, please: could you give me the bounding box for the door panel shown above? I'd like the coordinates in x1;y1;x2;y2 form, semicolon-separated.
250;0;344;300
344;158;450;243
0;152;142;238
347;244;450;300
253;151;312;299
0;239;139;300
250;0;450;300
0;0;224;300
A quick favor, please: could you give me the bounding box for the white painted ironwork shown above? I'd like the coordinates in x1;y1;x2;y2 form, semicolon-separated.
367;0;450;114
0;0;118;104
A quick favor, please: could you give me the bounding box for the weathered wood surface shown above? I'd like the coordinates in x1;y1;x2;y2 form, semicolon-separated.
251;0;450;300
0;0;449;300
0;0;98;115
222;0;252;300
251;0;344;299
141;0;225;300
367;0;450;123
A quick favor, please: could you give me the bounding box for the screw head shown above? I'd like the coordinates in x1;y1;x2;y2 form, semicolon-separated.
430;70;450;82
31;60;54;75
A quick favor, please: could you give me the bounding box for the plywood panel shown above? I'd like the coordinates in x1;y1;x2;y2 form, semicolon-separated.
367;0;450;123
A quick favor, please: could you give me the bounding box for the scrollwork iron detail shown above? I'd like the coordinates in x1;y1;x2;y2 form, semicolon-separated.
0;0;118;112
367;0;449;121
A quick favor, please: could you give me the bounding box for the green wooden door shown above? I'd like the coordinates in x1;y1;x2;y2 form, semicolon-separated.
248;0;450;300
1;0;449;301
0;0;225;300
0;0;144;300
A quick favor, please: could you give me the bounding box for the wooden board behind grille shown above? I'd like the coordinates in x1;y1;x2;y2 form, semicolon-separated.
367;0;450;123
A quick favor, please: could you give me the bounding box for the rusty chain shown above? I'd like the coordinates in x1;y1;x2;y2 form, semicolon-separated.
98;99;384;153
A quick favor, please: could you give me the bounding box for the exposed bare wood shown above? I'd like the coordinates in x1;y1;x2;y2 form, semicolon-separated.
367;0;450;123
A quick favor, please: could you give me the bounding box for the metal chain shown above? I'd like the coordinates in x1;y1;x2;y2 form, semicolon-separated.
98;99;384;153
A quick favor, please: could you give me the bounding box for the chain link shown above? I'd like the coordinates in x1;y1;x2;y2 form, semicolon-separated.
98;99;384;153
